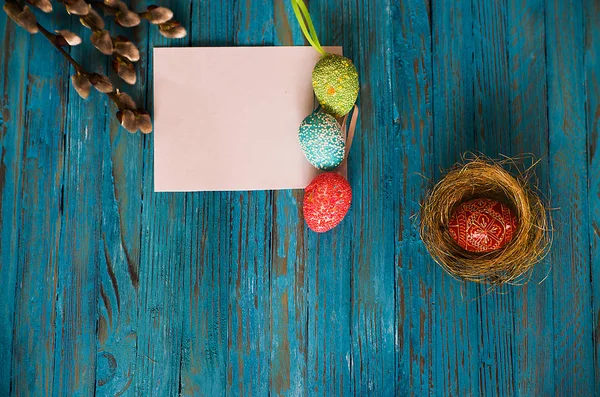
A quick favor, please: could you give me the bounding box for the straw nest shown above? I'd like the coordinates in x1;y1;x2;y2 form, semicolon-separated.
420;156;551;285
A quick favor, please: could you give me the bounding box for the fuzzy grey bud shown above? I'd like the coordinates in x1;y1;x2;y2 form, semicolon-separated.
64;0;90;16
80;8;104;29
136;111;152;134
112;56;136;85
28;0;52;13
71;73;91;99
55;30;82;46
117;109;138;133
89;73;114;93
113;91;136;110
115;9;140;27
91;30;114;55
158;21;187;39
104;0;127;10
145;6;173;24
3;3;39;34
114;36;140;62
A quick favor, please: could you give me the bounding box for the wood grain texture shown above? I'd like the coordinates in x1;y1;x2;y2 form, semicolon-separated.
0;0;599;396
10;12;66;396
391;0;435;395
546;0;595;395
586;1;600;396
0;15;29;397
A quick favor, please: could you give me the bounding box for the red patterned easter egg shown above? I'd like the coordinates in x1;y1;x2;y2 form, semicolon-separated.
303;172;352;233
448;198;518;253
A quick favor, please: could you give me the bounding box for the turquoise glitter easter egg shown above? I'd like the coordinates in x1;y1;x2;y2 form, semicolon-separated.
312;53;359;117
298;112;345;171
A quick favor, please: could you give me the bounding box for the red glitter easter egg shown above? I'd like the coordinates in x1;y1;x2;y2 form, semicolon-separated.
303;172;352;233
448;198;518;253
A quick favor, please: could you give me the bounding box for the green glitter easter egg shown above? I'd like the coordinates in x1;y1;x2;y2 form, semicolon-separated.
298;112;345;171
312;54;359;117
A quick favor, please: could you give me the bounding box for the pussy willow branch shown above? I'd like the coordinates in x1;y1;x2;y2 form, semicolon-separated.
5;0;158;132
7;0;89;77
36;22;83;73
78;5;136;83
7;0;82;72
36;21;124;109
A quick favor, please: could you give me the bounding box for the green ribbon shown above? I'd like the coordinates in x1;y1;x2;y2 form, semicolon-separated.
290;0;326;55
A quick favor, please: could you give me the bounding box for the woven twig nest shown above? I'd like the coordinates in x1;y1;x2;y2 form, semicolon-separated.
420;156;551;285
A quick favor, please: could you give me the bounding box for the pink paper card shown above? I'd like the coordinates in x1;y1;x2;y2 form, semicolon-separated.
153;46;343;192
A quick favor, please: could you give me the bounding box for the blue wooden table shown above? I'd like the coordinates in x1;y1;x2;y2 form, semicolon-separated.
1;0;599;395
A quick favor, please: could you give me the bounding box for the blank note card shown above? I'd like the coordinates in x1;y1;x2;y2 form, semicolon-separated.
153;46;343;192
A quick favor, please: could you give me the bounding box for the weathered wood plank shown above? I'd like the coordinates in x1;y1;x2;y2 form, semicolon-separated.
270;189;308;397
305;229;352;397
227;189;274;396
391;0;435;395
226;3;274;395
135;184;187;397
179;192;231;396
52;12;110;396
505;0;554;395
270;2;309;396
9;13;67;396
94;1;147;395
0;16;29;397
585;0;600;394
431;0;475;169
545;0;595;394
473;0;511;154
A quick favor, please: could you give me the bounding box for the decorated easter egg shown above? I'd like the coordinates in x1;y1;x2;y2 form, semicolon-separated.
312;53;359;117
303;172;352;233
298;112;345;170
448;198;518;253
